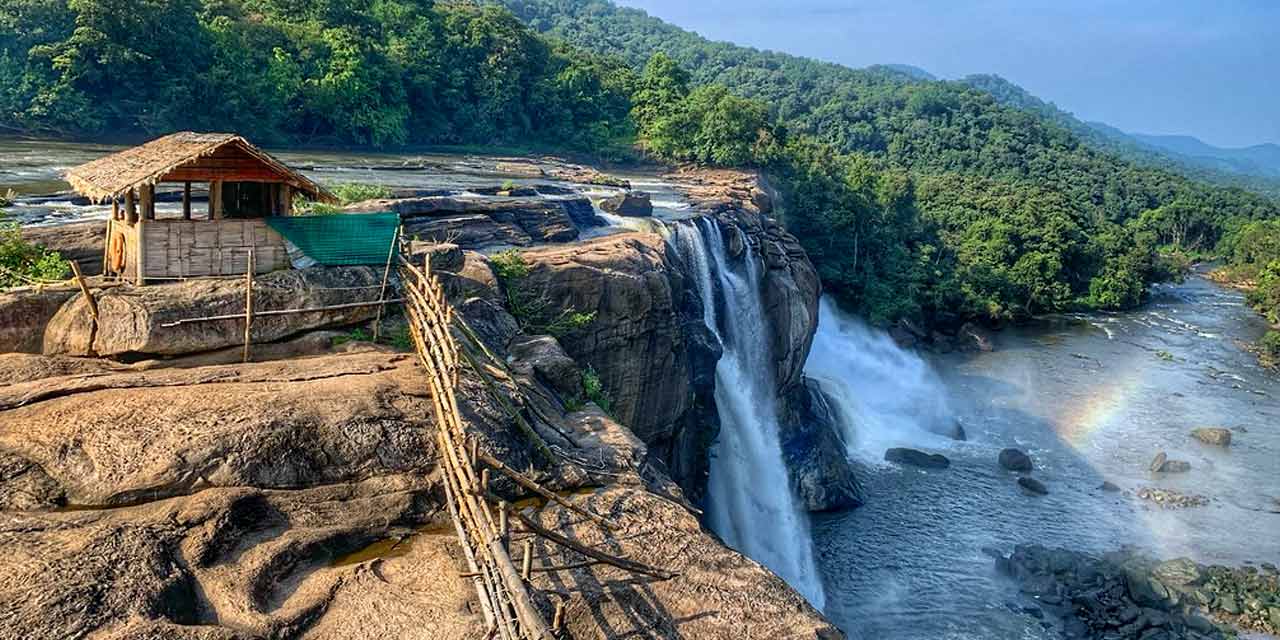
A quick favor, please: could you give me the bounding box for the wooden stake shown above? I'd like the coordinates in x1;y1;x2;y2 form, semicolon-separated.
521;539;533;581
182;182;192;219
513;511;676;581
498;501;509;546
243;248;254;363
552;601;565;633
372;226;400;342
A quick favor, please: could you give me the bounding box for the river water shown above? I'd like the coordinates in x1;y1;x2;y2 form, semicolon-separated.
810;277;1280;639
6;139;1277;638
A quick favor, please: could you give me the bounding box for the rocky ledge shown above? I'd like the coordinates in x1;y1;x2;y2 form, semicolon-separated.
995;545;1280;639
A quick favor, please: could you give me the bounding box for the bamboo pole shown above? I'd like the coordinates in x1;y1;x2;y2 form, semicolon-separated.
552;601;565;633
521;539;534;581
475;451;614;530
158;299;403;327
371;226;400;342
68;262;97;322
243;248;254;363
512;510;677;581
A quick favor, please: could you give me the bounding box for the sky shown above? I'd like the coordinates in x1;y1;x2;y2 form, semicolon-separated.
614;0;1279;148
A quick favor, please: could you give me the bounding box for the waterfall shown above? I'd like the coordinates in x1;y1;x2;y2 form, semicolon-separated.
805;298;956;463
672;219;827;610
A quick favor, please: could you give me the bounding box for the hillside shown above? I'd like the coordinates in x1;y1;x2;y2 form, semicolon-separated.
960;74;1280;199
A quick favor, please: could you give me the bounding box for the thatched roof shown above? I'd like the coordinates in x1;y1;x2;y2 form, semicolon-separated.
64;132;336;204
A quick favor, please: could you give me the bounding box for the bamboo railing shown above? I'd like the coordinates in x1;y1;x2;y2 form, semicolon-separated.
398;242;676;640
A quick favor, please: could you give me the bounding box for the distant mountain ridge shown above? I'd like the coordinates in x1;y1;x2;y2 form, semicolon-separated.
959;74;1280;197
1128;134;1280;177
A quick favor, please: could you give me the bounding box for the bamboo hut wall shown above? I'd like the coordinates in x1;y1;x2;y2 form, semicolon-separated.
141;219;287;278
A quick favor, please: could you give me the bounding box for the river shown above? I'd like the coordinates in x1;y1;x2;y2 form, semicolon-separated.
810;275;1280;639
6;138;1277;638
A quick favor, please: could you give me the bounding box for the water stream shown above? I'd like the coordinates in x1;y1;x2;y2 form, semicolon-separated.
672;219;827;610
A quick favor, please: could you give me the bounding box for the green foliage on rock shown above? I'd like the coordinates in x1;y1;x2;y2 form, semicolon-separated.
489;249;595;338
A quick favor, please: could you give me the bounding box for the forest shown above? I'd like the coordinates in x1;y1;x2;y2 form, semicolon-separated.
3;0;1280;335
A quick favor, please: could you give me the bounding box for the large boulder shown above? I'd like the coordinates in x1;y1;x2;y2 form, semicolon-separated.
0;287;77;353
43;266;383;358
0;351;433;506
517;233;696;444
600;191;653;217
885;448;951;469
351;195;589;247
780;379;864;511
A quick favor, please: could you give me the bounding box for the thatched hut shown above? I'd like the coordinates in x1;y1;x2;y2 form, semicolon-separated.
66;132;337;284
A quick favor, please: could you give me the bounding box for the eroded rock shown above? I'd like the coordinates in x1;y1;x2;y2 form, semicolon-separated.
999;448;1034;472
1191;427;1232;447
885;448;951;469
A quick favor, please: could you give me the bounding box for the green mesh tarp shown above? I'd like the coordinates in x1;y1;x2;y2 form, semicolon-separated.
267;213;399;266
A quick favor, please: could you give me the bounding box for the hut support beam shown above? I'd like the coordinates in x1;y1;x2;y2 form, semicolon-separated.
209;180;223;220
182;182;192;219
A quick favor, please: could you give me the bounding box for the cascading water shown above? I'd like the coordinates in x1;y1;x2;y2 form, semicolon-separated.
804;298;956;463
672;218;827;610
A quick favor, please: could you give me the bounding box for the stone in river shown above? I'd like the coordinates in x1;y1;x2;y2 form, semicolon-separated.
1018;477;1048;496
1190;427;1232;447
1157;459;1191;473
1152;558;1203;587
884;448;951;469
599;191;653;217
998;448;1033;472
1149;452;1168;473
1099;480;1121;492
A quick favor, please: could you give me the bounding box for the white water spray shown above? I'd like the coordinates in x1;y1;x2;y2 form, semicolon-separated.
673;219;827;610
804;298;956;464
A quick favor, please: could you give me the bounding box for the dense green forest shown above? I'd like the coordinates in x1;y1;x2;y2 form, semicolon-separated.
1217;221;1280;365
0;0;635;152
3;0;1280;335
503;0;1280;325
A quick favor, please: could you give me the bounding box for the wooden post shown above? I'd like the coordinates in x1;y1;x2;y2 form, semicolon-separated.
69;262;98;322
209;181;223;220
498;501;509;546
141;184;155;220
112;199;120;221
470;438;479;468
282;186;294;216
182;182;192;220
102;217;113;275
371;226;400;342
521;539;533;581
125;189;137;223
134;197;145;286
552;602;565;633
243;248;254;363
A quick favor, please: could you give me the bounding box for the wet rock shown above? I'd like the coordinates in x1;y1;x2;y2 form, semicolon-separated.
1099;481;1121;492
999;448;1034;472
957;322;996;352
599;191;653;217
1136;486;1209;509
495;160;545;177
1018;477;1049;496
888;325;918;348
1190;427;1232;447
780;380;865;511
884;448;950;469
1157;459;1191;473
1153;558;1204;587
948;421;967;441
1149;452;1168;473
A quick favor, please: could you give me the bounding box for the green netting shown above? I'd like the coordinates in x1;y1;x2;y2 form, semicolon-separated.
267;213;399;266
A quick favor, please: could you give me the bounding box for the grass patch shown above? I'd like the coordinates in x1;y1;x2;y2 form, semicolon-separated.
293;182;394;216
582;367;611;414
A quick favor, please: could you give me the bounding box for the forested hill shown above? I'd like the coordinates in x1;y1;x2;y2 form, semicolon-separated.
500;0;1280;325
0;0;637;153
961;74;1280;199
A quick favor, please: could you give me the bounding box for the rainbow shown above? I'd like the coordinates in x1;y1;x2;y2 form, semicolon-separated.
1048;353;1150;449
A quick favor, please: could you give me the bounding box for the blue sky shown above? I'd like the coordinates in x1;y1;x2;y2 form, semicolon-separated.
615;0;1279;148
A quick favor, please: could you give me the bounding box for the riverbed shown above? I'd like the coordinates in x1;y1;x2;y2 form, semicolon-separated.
812;275;1280;639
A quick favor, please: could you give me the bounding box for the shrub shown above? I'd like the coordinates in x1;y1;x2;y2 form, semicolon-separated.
0;213;71;288
489;249;596;338
582;367;611;414
329;182;393;205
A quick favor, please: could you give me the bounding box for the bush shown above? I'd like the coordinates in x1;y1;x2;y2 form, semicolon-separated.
329;182;393;205
1259;331;1280;369
582;367;611;413
0;216;71;288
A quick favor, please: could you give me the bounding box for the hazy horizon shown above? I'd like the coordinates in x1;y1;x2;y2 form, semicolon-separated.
615;0;1279;149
